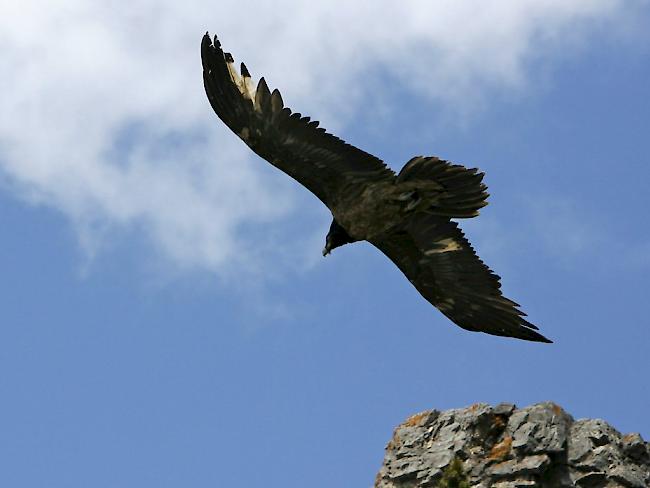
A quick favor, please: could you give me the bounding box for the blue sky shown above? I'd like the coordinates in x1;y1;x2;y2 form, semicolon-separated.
1;1;650;487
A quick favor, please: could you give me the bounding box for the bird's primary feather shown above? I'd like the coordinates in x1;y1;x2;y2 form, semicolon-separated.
201;34;395;208
201;33;551;343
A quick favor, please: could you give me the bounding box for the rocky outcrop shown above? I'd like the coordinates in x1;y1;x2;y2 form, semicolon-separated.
375;402;649;488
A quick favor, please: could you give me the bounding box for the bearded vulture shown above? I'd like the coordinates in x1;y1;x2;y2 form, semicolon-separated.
201;33;551;343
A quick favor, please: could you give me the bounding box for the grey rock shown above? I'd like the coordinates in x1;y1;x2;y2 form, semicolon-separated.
622;433;649;463
609;464;647;487
375;402;649;488
573;471;606;487
494;403;517;416
492;482;538;488
507;402;572;454
488;454;550;477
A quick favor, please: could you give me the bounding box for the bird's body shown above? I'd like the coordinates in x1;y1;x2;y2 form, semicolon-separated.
332;182;401;241
201;33;551;343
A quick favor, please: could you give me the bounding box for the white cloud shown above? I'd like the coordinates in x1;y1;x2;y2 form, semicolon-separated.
0;0;644;277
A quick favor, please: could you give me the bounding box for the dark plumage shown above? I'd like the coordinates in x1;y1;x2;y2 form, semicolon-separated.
201;33;551;343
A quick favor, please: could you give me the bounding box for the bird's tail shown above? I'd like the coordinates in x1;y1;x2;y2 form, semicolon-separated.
396;156;489;218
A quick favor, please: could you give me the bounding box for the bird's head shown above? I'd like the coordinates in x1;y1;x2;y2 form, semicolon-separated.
323;219;354;256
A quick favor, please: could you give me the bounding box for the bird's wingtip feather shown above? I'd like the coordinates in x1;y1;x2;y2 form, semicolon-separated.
526;329;553;343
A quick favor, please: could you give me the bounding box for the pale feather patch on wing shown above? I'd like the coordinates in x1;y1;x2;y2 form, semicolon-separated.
424;237;463;254
241;68;255;102
438;297;456;311
224;54;257;108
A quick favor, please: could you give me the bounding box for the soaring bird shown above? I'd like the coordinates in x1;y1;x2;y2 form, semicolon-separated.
201;33;551;343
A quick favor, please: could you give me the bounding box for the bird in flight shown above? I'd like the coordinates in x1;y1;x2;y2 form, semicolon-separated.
201;33;551;343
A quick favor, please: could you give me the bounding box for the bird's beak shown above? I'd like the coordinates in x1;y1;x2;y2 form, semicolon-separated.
322;246;330;257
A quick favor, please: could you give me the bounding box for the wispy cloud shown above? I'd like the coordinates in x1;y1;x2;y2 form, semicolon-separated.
524;195;650;272
464;191;650;278
0;0;643;277
525;197;596;262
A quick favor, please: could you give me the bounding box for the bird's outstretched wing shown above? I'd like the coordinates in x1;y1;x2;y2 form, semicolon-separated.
201;34;395;208
371;213;551;343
